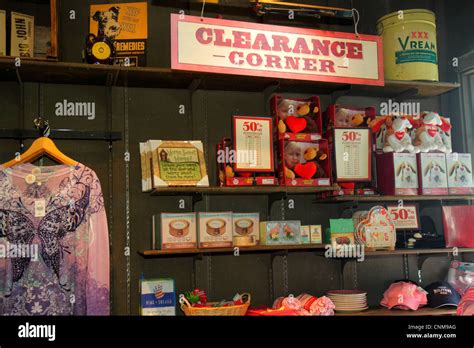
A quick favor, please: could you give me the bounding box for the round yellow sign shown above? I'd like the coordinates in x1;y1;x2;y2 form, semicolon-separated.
91;42;111;60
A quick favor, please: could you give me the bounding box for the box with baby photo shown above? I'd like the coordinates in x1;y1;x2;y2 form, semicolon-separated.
376;152;418;195
446;153;473;194
278;138;331;186
271;95;322;141
417;153;448;195
324;105;376;130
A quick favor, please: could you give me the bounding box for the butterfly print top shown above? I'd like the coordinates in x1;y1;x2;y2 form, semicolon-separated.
0;163;109;315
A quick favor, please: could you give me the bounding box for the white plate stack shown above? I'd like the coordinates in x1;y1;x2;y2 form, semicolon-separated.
327;290;368;312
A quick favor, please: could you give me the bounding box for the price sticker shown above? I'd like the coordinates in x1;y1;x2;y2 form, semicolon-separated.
334;128;371;181
233;116;274;172
387;205;420;230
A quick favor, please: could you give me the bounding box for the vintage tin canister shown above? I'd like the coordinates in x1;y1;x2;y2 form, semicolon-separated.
376;9;438;81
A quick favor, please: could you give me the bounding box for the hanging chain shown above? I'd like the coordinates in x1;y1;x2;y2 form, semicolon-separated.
123;80;131;315
352;260;358;289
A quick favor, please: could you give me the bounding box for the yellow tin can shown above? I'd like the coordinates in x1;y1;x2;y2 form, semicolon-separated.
376;9;438;81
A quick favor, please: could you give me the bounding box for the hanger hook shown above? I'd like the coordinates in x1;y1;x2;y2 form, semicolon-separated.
33;117;51;138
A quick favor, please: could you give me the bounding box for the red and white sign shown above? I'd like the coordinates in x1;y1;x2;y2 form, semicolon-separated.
387;205;420;230
171;14;383;86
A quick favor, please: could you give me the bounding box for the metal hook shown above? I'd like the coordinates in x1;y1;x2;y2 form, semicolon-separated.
33;117;50;138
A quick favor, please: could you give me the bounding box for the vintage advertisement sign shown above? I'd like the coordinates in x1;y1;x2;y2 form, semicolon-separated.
171;14;383;85
10;12;34;58
90;2;148;66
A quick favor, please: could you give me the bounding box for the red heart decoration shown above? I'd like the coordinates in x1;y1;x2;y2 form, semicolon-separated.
285;116;307;133
294;162;317;179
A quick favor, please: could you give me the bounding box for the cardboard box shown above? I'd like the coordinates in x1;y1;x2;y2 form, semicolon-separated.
261;221;302;245
159;213;197;249
327;219;355;247
233;213;260;245
140;278;176;316
300;226;310;244
310;225;322;244
417;153;448;195
198;212;233;248
446;153;473;194
376;152;418;195
278;138;331;187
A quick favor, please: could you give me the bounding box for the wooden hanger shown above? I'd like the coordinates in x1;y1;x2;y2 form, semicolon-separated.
2;137;78;168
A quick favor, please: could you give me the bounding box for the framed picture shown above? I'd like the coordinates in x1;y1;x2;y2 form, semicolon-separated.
334;128;372;181
233;116;274;172
386;204;421;230
150;140;209;188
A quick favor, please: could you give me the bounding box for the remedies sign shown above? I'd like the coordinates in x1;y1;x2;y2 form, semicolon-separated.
171;14;383;86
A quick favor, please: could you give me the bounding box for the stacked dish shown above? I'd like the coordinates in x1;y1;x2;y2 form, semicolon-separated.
326;290;368;312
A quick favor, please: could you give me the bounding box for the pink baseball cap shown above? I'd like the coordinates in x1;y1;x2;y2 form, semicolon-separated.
381;282;428;311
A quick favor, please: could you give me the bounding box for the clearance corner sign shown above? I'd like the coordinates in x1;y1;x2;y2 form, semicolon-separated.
171;14;384;86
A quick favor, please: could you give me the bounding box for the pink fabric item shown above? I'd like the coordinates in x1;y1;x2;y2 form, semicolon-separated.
0;163;110;315
381;282;427;311
272;296;302;310
457;287;474;316
297;293;335;316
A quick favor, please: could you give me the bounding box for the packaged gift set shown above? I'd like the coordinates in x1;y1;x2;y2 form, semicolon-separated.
198;212;233;248
158;213;197;250
376;152;419;195
232;213;260;246
260;221;302;245
327;219;355;247
278;138;331;186
271;95;331;187
272;95;322;141
446;153;473;194
140;278;176;316
417;152;448;195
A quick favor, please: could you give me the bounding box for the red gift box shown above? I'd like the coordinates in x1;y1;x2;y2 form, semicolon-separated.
271;95;322;140
278;138;331;187
442;206;474;247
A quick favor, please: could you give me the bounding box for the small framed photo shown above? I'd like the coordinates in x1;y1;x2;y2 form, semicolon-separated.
150;140;209;188
334;128;372;181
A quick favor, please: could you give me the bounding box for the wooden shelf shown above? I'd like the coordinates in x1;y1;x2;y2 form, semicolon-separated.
139;244;326;257
336;307;456;316
151;186;339;196
139;246;474;258
0;58;460;98
314;194;474;203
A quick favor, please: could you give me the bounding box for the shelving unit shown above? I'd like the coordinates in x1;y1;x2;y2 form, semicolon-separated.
139;247;474;258
0;58;460;99
336;307;456;316
151;186;339;196
314;194;474;203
